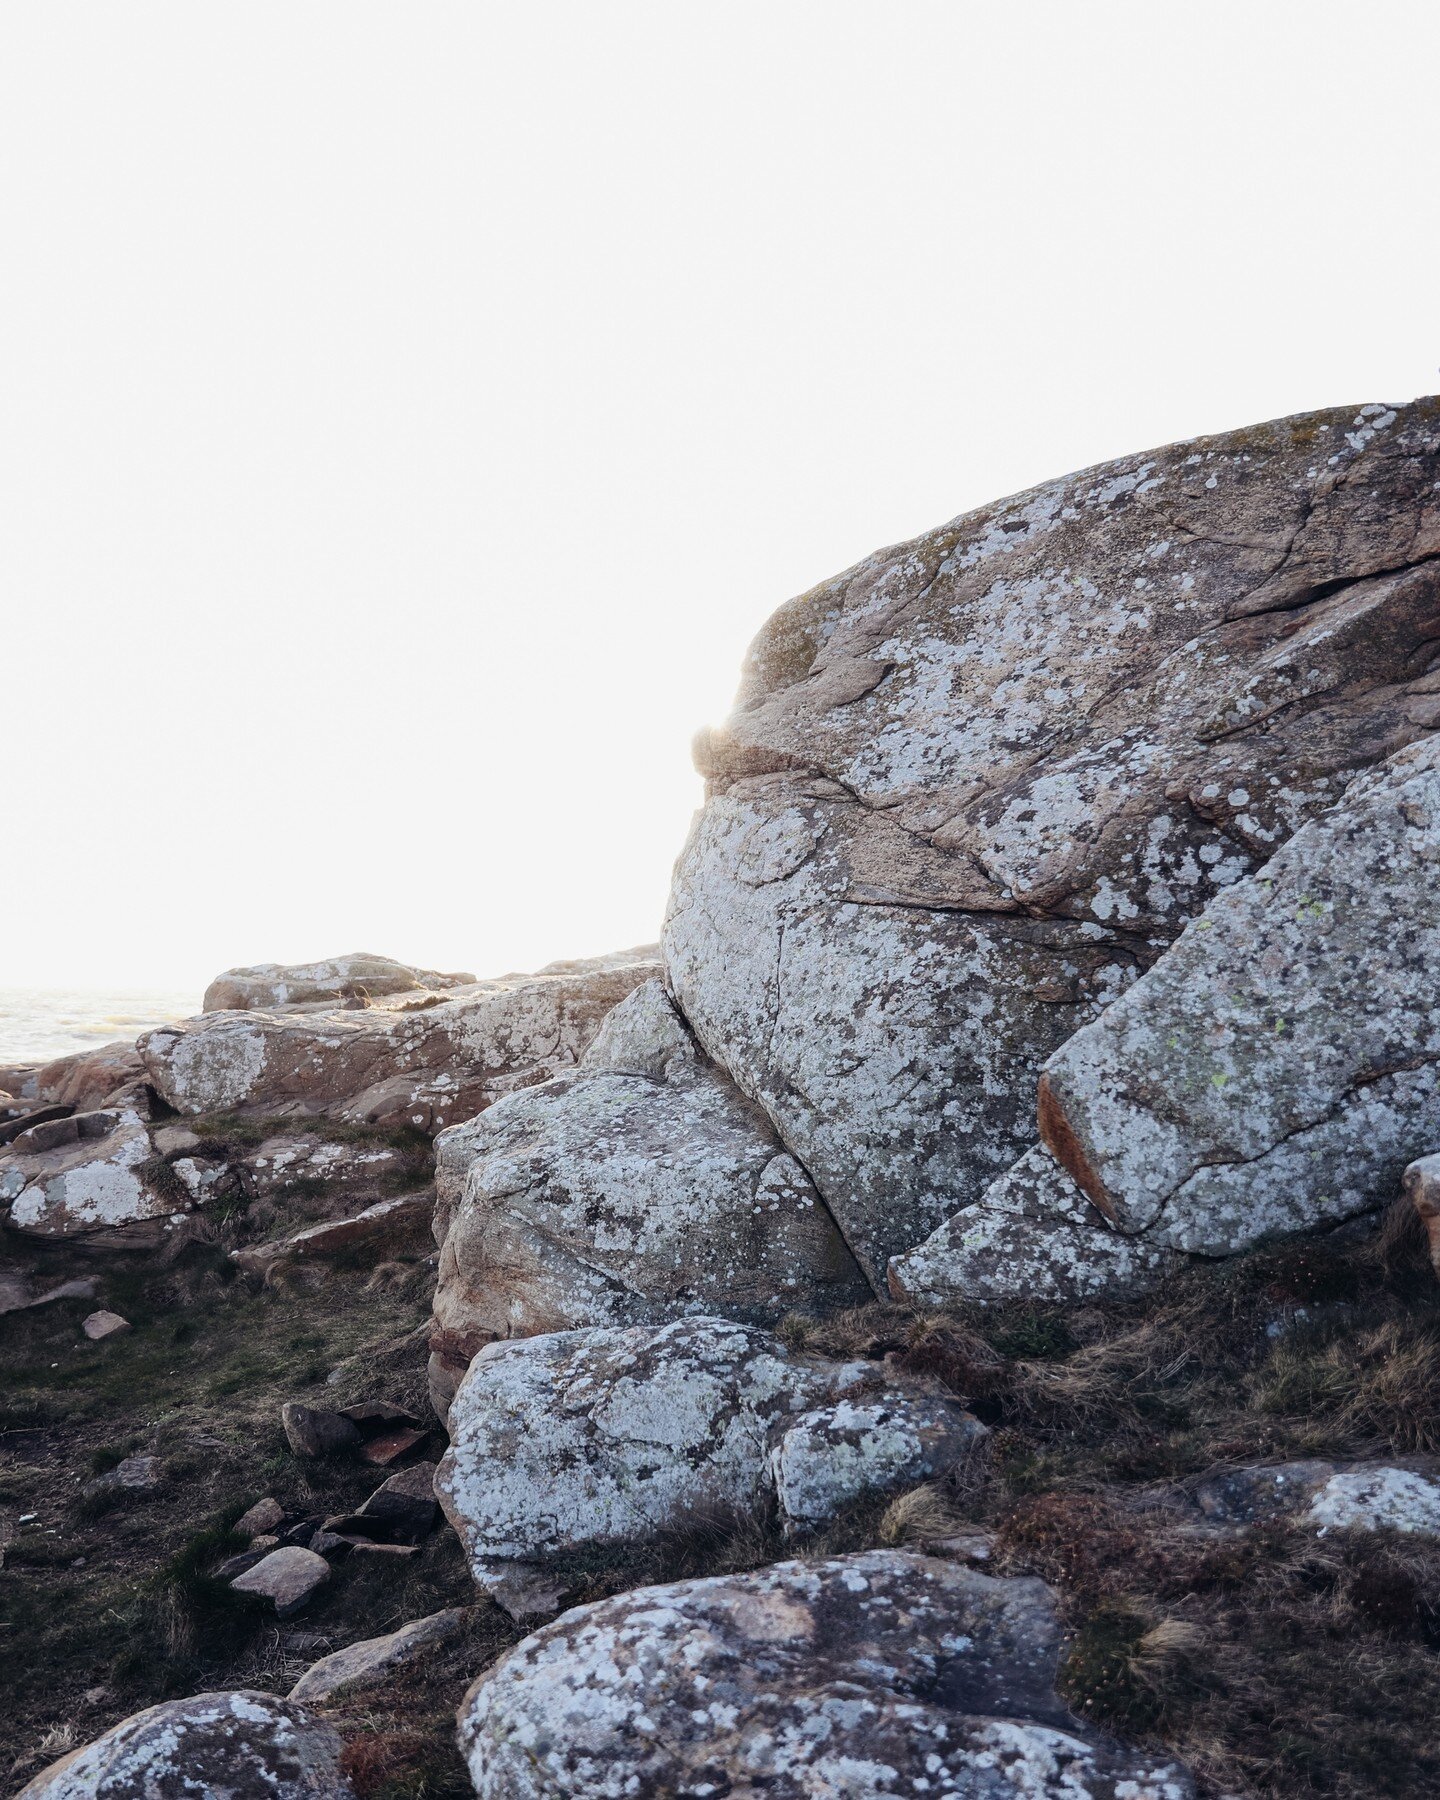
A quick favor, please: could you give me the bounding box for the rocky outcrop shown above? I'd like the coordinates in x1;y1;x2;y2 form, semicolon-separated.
16;1690;355;1798
0;1108;185;1242
232;1192;433;1275
140;947;661;1132
1040;735;1440;1255
436;1316;985;1592
889;1144;1183;1306
204;952;475;1012
428;983;867;1396
663;400;1440;1286
458;1552;1194;1798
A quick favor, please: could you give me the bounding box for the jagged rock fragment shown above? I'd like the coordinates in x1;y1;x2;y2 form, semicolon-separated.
230;1546;332;1615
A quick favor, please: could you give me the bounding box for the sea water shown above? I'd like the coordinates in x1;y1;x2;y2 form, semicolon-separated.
0;987;198;1066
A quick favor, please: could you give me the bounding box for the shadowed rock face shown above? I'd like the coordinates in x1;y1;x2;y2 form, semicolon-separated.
458;1552;1195;1799
664;399;1440;1284
16;1689;354;1798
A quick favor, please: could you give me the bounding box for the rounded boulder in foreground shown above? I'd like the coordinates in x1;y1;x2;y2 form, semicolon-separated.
457;1551;1194;1798
17;1689;355;1798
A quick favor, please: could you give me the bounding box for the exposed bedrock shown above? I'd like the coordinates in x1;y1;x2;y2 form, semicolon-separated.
1039;733;1440;1254
663;398;1440;1284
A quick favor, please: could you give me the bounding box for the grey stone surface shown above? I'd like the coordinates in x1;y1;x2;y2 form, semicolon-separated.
429;983;866;1396
458;1552;1193;1798
16;1689;354;1797
662;400;1440;1285
1040;735;1440;1253
889;1145;1182;1305
0;1108;183;1242
230;1546;332;1616
436;1316;983;1581
140;947;661;1131
288;1607;469;1704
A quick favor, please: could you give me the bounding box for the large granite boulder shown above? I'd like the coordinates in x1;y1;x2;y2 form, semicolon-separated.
458;1552;1194;1798
428;982;867;1396
139;947;661;1132
663;399;1440;1286
436;1316;985;1592
204;952;475;1012
1039;734;1440;1255
16;1689;354;1798
0;1107;184;1243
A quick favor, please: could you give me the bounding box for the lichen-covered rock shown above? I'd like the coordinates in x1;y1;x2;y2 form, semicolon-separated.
458;1551;1193;1799
436;1316;984;1583
16;1689;354;1798
770;1390;987;1528
1040;735;1440;1254
663;400;1440;1284
140;947;661;1131
429;983;866;1397
0;1108;184;1242
889;1145;1183;1305
233;1192;433;1275
204;952;476;1012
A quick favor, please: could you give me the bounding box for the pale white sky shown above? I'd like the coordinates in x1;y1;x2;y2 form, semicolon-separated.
3;2;1437;993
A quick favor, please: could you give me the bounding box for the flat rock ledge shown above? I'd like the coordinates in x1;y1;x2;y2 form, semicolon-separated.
458;1551;1194;1799
17;1689;355;1798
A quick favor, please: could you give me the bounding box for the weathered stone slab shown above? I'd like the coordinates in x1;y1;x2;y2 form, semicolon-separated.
288;1606;469;1704
459;1552;1194;1798
436;1316;983;1582
663;400;1440;1284
140;947;661;1131
889;1144;1182;1305
16;1690;354;1798
429;984;867;1397
230;1546;332;1615
1040;735;1440;1254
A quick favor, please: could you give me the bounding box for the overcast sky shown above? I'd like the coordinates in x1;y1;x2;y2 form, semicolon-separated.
3;2;1437;994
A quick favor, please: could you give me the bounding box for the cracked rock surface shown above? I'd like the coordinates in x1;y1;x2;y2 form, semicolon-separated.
16;1689;355;1798
428;982;868;1398
1040;734;1440;1253
663;399;1440;1283
457;1551;1194;1799
435;1316;985;1576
